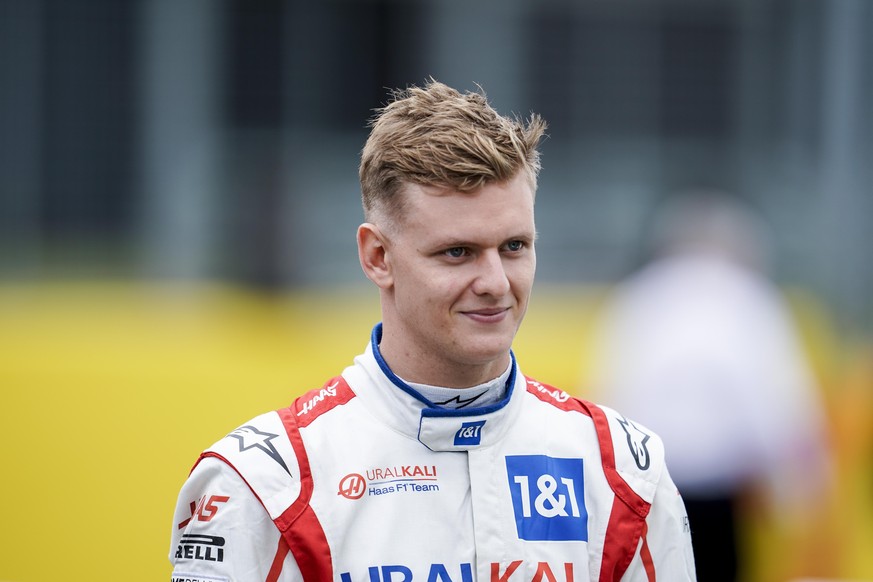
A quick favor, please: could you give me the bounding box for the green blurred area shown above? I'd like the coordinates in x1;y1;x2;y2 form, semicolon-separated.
0;282;871;581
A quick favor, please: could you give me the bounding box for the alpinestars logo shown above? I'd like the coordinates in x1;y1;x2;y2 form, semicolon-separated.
175;534;225;562
617;416;651;470
433;391;485;409
228;425;290;474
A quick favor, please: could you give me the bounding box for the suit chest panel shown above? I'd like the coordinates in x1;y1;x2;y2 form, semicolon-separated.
301;401;610;581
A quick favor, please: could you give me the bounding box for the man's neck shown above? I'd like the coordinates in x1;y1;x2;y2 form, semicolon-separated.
377;336;511;389
404;363;512;409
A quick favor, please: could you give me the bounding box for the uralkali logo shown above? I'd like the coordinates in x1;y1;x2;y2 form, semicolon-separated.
338;465;440;500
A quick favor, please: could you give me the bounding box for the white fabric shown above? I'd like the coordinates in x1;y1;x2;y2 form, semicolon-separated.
170;331;696;581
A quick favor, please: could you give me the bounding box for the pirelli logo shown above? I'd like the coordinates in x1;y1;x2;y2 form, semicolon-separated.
175;534;225;562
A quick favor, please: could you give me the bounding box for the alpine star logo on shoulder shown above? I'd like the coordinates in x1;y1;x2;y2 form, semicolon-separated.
228;425;291;475
506;455;587;541
617;415;651;471
454;420;486;446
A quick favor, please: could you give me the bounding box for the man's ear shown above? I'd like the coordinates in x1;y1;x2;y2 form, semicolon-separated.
357;223;393;289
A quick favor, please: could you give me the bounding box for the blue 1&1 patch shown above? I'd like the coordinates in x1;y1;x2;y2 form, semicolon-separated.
505;455;588;541
454;420;486;446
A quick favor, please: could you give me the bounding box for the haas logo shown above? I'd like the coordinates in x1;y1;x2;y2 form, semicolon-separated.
337;473;367;499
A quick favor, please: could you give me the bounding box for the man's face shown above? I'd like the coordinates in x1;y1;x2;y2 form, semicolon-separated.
376;172;537;386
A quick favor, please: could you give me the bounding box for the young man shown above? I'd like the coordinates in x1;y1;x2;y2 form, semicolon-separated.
169;81;696;581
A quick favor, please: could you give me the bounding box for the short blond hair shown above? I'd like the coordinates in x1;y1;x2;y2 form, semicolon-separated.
359;80;547;223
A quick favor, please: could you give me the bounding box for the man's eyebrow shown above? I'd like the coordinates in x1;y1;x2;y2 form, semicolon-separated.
429;238;474;250
430;231;537;248
504;230;538;243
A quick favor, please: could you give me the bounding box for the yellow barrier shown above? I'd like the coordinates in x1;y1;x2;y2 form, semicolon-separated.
0;282;870;581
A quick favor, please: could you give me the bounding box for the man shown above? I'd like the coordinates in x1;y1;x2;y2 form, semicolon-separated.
169;81;696;581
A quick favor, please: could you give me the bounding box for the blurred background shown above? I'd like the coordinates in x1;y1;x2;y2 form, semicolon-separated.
1;0;871;580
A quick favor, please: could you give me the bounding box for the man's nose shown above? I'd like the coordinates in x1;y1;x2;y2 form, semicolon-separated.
472;250;511;296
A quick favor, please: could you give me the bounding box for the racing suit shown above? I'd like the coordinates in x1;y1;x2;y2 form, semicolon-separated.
170;325;696;581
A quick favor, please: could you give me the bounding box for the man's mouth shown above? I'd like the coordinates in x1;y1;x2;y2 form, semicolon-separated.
462;308;510;322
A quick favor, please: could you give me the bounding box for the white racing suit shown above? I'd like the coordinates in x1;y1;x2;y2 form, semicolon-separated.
170;326;696;581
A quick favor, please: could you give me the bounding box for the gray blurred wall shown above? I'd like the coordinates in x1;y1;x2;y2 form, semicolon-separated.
0;0;871;333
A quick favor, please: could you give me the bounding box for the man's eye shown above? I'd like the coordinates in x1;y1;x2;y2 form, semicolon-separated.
445;247;467;258
506;240;525;252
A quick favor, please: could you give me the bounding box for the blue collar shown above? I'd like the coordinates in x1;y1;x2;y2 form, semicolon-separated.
369;323;517;418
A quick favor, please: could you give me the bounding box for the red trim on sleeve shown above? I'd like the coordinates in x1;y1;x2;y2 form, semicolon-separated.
266;536;290;582
575;399;653;582
639;521;657;581
273;406;334;581
195;451;265;507
583;401;650;519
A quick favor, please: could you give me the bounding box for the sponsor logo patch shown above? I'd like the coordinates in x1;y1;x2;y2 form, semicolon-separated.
337;473;367;500
528;379;571;403
617;415;651;470
175;534;225;562
171;575;228;582
338;464;440;500
297;381;339;416
228;425;291;475
338;561;576;581
506;455;588;541
177;495;230;529
453;420;486;446
340;563;474;582
432;391;485;409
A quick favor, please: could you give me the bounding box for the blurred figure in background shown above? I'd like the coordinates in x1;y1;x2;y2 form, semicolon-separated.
590;190;832;582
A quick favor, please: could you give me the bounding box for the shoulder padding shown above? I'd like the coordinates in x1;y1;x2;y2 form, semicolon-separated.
201;410;302;521
592;404;665;506
524;377;665;507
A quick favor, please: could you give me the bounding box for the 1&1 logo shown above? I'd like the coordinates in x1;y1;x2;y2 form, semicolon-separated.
454;420;486;446
505;455;588;541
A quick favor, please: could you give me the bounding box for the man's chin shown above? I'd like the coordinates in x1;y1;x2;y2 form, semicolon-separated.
459;337;514;367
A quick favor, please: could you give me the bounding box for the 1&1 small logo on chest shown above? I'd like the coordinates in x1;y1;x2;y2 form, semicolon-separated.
454;420;486;446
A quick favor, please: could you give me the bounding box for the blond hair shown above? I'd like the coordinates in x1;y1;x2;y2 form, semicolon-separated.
359;80;547;223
